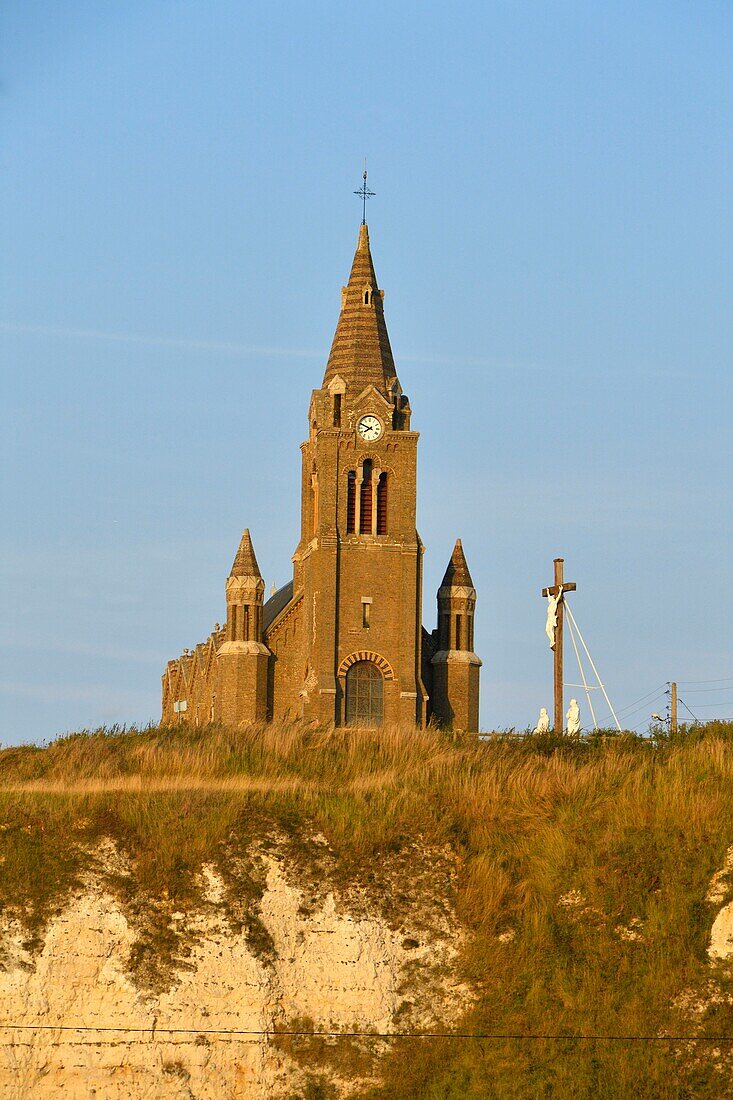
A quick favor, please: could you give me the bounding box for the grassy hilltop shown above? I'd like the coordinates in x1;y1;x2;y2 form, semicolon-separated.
2;720;733;1098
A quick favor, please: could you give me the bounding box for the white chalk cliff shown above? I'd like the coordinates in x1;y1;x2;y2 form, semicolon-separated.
0;846;468;1099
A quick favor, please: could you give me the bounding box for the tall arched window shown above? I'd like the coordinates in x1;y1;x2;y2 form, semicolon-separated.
346;471;356;533
359;460;373;534
376;472;388;534
345;660;384;726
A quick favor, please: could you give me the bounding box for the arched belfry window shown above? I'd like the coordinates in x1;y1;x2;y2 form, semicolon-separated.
345;660;384;726
359;460;373;534
346;471;356;534
376;473;388;535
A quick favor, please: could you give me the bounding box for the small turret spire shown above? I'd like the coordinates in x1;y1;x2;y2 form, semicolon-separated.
441;539;474;589
230;529;262;579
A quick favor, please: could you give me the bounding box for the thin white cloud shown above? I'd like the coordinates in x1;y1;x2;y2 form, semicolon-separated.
0;321;321;360
0;680;155;708
0;319;531;374
0;638;162;665
0;319;688;379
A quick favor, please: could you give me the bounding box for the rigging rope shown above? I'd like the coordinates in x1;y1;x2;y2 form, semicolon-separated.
564;601;621;731
565;611;598;729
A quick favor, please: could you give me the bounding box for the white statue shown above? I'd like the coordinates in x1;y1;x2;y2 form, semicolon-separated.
545;585;563;649
534;707;550;734
566;698;581;736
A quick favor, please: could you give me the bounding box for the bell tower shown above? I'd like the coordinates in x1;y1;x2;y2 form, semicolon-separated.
292;223;428;726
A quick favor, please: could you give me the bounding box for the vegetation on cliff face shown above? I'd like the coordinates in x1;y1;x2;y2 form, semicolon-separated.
2;720;733;1098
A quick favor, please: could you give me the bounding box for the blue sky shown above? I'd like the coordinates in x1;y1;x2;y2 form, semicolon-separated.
2;0;732;741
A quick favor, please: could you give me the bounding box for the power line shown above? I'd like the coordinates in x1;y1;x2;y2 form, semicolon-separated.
0;1023;732;1043
677;677;733;686
679;701;733;710
677;696;698;722
595;690;668;728
617;684;670;712
678;686;733;694
608;685;669;718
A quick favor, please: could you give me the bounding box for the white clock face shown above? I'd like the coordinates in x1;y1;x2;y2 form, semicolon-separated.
357;415;382;442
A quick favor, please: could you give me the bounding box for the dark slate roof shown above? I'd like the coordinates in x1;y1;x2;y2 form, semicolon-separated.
263;579;294;631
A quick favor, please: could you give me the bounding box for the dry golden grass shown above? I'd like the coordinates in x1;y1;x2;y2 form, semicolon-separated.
2;719;733;1097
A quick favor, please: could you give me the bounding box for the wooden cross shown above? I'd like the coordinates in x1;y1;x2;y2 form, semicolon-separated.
541;558;577;733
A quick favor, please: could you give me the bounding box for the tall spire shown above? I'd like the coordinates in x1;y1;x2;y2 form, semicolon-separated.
441;539;474;589
322;224;398;397
230;529;262;579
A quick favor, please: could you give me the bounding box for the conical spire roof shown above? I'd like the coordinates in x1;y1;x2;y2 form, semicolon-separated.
441;539;474;588
230;529;262;579
322;224;398;396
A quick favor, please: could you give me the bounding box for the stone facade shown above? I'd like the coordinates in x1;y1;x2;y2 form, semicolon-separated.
161;224;481;730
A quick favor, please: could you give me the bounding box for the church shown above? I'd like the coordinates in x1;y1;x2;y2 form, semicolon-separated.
161;222;481;730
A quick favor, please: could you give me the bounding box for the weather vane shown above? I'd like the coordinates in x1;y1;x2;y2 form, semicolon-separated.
354;162;375;225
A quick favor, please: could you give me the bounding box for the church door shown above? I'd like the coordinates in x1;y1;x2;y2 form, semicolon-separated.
345;661;384;727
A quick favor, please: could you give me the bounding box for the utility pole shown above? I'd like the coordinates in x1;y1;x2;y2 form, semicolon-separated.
541;558;577;733
670;682;678;734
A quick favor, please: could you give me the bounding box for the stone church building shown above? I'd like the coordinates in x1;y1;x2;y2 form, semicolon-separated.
161;224;481;730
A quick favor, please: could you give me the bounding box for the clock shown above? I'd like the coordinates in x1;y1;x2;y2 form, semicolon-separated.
357;415;382;442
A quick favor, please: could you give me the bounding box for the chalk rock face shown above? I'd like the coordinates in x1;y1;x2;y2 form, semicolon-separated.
708;846;733;961
709;903;733;961
0;853;467;1099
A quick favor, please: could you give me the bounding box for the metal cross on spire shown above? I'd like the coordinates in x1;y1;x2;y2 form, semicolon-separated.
354;162;375;225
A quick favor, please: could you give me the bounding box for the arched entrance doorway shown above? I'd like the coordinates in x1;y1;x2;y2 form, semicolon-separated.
345;660;384;727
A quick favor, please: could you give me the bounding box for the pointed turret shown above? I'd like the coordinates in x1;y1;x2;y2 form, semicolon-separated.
322;224;398;398
219;527;270;723
440;539;474;589
230;528;261;579
431;539;481;732
225;529;265;642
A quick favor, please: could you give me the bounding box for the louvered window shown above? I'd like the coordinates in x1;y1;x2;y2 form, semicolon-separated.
376;473;388;534
359;460;373;534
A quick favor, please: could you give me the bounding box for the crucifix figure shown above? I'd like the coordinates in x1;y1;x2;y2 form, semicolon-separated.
541;558;577;733
545;586;563;649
